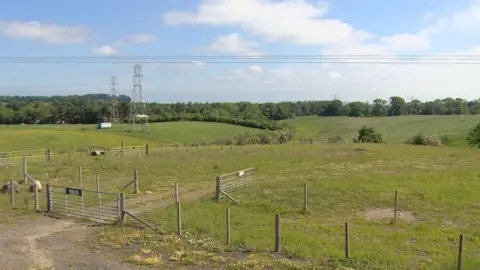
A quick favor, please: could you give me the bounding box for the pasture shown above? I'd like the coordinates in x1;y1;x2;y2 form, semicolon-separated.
1;117;480;269
285;115;480;146
0;121;258;151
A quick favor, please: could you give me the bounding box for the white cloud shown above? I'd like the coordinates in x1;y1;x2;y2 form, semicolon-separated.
164;0;370;46
249;65;262;72
207;33;261;55
128;33;157;43
92;45;118;56
0;20;89;44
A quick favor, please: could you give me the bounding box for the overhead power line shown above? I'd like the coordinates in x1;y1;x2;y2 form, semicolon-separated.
2;55;480;64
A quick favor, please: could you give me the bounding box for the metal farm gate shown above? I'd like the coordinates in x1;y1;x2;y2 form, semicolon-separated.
46;184;121;223
215;167;255;204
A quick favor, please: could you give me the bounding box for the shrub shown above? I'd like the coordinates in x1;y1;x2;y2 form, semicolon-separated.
356;126;383;143
467;123;480;148
404;133;441;146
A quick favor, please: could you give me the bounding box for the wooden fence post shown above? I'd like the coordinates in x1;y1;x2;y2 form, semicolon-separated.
121;142;124;156
96;174;102;216
46;184;52;212
10;178;15;208
345;223;350;258
174;183;179;203
45;149;51;162
34;183;39;211
226;208;231;245
458;234;463;270
176;201;182;236
186;145;189;152
216;176;221;202
23;157;27;185
275;214;281;253
303;182;308;213
145;144;149;156
133;169;139;194
79;166;83;188
119;192;126;224
394;191;398;224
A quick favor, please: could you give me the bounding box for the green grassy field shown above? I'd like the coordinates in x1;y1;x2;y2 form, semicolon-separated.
0;121;258;152
284;115;480;147
2;117;480;269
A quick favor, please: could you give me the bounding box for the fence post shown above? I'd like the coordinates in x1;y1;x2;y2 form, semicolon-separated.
23;157;27;185
226;208;231;245
345;223;350;258
45;149;51;162
458;234;463;270
34;182;39;211
96;174;102;216
216;176;221;202
78;166;83;188
10;178;15;208
275;214;281;253
46;184;52;212
174;183;179;203
393;191;398;224
121;142;124;156
145;144;149;156
303;182;308;213
133;169;139;194
176;201;182;236
119;192;126;224
186;145;189;152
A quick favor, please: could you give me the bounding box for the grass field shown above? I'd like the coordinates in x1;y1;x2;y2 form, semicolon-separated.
284;115;480;147
0;121;258;152
2;116;480;269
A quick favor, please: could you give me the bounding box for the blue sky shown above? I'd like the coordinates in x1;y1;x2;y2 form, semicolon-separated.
1;0;480;102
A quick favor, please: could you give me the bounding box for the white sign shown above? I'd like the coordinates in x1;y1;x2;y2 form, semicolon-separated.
238;170;245;176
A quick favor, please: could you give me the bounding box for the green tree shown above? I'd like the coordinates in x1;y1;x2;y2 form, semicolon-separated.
387;96;406;116
466;123;480;148
371;99;387;116
348;102;365;117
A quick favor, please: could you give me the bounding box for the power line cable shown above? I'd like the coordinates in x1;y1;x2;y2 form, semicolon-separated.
2;55;480;64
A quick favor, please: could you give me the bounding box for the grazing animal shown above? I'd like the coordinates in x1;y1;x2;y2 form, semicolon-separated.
2;181;20;194
29;180;43;192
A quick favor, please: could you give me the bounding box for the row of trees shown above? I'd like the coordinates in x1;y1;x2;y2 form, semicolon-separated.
1;94;480;125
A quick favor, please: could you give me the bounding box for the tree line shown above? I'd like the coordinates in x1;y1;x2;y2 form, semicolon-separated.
1;94;480;126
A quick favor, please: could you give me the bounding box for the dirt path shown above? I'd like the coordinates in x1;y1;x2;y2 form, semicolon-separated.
0;186;216;269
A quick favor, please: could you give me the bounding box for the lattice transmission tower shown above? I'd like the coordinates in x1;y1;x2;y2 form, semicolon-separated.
131;64;148;130
109;76;120;123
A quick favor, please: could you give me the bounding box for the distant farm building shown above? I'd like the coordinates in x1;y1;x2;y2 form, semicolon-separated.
98;122;112;129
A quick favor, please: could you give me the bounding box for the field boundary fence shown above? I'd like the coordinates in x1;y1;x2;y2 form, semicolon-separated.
216;167;255;204
0;149;51;168
105;143;148;157
76;166;140;194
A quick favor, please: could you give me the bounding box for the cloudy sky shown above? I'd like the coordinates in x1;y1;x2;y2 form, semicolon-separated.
1;0;480;102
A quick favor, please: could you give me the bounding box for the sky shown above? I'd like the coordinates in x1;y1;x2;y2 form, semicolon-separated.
1;0;480;103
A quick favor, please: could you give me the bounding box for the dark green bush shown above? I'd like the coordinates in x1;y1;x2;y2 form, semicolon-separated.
356;126;383;143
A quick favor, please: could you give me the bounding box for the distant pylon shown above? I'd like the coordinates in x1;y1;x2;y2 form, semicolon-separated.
109;76;120;123
131;64;148;130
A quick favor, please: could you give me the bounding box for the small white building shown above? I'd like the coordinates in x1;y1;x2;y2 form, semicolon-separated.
98;122;112;129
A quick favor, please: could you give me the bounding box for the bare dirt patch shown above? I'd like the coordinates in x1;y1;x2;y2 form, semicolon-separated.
0;215;151;270
363;208;418;222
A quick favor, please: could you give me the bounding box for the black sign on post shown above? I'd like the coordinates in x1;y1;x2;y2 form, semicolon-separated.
65;187;83;197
